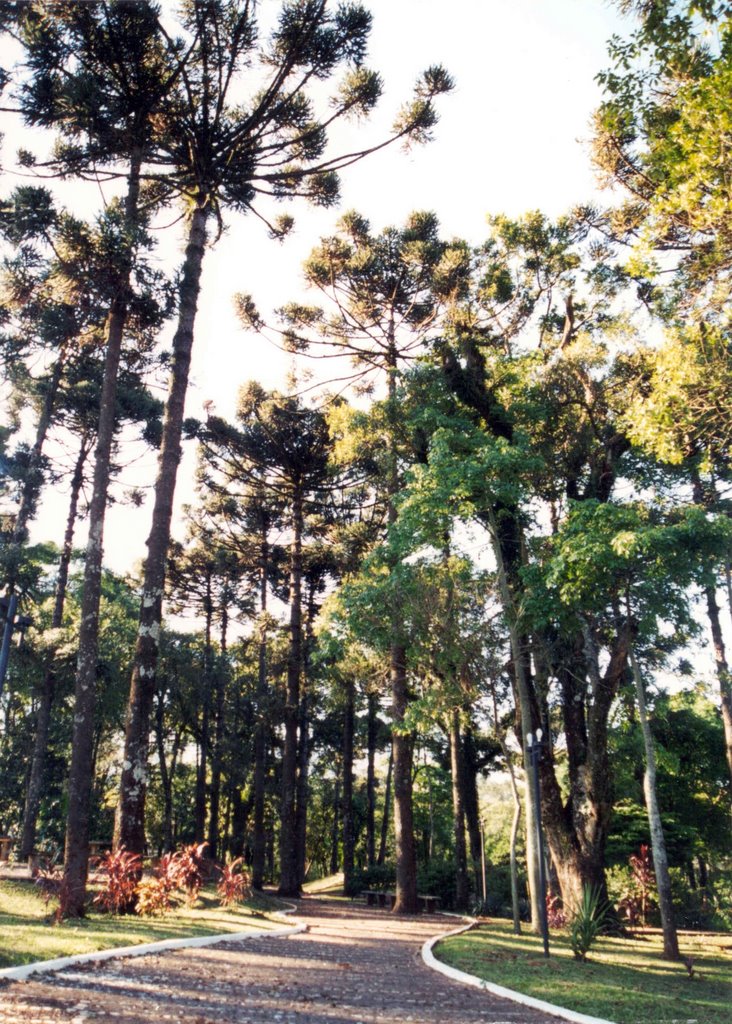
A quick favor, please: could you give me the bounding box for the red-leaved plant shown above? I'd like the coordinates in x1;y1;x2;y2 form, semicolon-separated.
33;861;75;921
216;858;251;907
616;845;658;925
91;846;142;914
171;842;208;904
546;889;567;928
135;853;181;916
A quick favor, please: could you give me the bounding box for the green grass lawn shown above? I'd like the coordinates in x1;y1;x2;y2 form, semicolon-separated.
435;920;732;1024
0;879;288;970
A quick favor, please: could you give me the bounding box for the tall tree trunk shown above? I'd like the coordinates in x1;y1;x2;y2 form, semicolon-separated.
366;690;378;867
391;644;417;913
295;585;316;887
386;343;417;914
20;436;88;860
330;777;340;876
194;575;213;844
491;506;623;919
278;485;303;896
628;631;680;960
252;525;269;889
690;468;732;790
2;347;68;672
507;758;522;933
115;203;209;859
449;708;469;911
207;596;229;860
63;150;142;916
155;695;180;854
461;724;483;879
294;684;309;885
342;676;356;895
704;583;732;788
377;743;393;866
1;345;68;689
487;508;542;931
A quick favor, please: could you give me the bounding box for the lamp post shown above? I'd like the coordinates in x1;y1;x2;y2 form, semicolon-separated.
0;595;33;700
480;819;487;904
527;727;550;957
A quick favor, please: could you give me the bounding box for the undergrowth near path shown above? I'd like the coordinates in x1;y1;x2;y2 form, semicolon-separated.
436;920;732;1024
0;880;286;970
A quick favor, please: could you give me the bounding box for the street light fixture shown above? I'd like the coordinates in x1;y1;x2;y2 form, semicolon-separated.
527;727;550;957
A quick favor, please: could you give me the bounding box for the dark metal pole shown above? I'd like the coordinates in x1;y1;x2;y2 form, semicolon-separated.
0;593;18;701
528;732;550;957
480;820;487;904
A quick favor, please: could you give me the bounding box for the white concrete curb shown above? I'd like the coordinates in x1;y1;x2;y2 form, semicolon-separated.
0;904;304;983
422;923;617;1024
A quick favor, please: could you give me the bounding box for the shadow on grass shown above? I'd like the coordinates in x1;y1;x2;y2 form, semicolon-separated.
0;878;283;969
436;922;731;1024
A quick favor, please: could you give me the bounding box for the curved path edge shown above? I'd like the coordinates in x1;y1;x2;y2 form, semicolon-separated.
422;921;617;1024
0;903;304;983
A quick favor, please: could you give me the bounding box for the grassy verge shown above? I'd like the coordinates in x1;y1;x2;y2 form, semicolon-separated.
435;920;732;1024
0;879;288;970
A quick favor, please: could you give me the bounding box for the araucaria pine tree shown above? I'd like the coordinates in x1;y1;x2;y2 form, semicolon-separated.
115;0;454;877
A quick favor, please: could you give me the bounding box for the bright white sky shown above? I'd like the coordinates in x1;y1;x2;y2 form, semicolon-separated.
9;0;626;575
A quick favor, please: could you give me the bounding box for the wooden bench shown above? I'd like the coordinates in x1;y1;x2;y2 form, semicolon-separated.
361;890;391;907
417;894;440;913
362;890;439;913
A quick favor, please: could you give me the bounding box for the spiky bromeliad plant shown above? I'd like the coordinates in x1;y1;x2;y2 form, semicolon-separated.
570;885;610;962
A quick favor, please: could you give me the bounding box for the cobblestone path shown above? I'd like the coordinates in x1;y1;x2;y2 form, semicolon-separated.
0;897;561;1024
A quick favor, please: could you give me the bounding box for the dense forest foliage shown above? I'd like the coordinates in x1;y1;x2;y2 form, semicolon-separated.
0;0;730;958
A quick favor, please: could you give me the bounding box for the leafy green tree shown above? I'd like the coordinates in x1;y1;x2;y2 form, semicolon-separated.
254;210;469;912
407;211;635;923
618;328;732;788
546;498;731;957
594;0;732;313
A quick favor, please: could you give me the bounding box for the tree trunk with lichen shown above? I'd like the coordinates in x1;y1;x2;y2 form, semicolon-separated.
386;342;418;915
115;203;209;859
366;690;378;866
62;152;142;917
628;634;680;960
278;485;304;897
21;436;89;861
207;597;229;860
252;524;270;889
342;675;356;895
449;708;470;911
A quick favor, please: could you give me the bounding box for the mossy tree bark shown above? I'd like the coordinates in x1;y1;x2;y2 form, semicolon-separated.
278;485;304;896
20;435;89;861
63;151;142;916
628;632;680;961
115;203;209;859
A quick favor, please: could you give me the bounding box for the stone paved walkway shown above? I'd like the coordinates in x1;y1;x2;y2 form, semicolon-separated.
0;897;561;1024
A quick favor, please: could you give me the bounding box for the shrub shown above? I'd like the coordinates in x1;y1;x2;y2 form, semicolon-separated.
472;864;529;922
91;847;142;915
34;862;72;921
606;848;659;927
216;858;251;907
569;886;610;962
135;853;181;916
170;842;208;904
546;889;567;928
416;859;457;910
628;845;656;925
348;863;396;897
